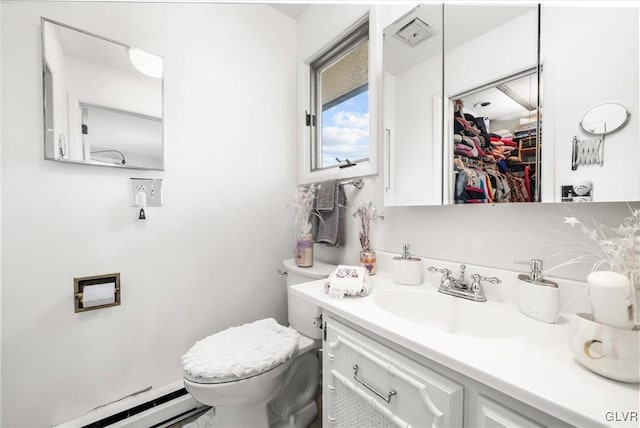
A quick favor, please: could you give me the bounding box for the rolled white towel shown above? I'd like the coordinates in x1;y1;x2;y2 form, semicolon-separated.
324;265;371;299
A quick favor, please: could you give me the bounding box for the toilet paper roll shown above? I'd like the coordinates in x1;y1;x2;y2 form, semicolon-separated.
83;282;116;308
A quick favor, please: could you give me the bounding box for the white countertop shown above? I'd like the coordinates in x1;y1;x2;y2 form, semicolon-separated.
291;271;640;428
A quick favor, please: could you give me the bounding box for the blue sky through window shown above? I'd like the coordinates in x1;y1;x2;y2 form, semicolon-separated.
321;90;369;168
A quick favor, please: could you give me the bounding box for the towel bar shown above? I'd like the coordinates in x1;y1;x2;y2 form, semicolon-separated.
341;178;364;190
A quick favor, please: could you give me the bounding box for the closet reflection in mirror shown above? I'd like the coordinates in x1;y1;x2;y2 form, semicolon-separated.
443;3;539;205
42;18;164;170
452;69;539;204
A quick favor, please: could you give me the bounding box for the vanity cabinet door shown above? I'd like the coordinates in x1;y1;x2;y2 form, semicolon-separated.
323;317;464;428
475;395;545;428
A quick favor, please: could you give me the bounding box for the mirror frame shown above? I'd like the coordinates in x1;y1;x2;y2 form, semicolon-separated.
580;102;630;136
41;17;165;171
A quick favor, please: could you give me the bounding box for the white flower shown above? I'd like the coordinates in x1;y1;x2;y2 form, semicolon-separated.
563;217;581;227
291;184;317;235
565;206;640;275
352;201;383;251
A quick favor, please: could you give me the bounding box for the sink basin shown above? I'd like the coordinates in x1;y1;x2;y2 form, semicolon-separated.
374;288;518;339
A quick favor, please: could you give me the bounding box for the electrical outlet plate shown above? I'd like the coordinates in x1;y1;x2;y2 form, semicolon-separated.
130;178;163;207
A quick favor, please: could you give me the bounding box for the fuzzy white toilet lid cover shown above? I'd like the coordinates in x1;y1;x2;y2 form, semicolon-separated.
182;318;299;383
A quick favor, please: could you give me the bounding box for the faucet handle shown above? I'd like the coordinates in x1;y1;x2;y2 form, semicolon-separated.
427;266;451;276
428;267;453;291
472;274;501;285
470;274;502;293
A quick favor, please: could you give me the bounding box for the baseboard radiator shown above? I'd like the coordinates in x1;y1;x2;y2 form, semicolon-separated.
53;381;206;428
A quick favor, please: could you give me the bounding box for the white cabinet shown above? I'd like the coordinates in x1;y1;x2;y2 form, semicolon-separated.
323;316;464;428
322;314;572;428
475;395;545;428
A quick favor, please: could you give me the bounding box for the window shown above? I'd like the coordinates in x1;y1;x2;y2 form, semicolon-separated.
309;21;369;170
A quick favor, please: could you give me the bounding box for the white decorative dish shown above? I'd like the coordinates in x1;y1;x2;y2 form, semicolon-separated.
568;312;639;383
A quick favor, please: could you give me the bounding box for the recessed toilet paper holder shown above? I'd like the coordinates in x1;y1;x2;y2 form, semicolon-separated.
74;273;121;313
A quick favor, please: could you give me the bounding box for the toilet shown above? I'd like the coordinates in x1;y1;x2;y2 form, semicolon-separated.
182;258;336;428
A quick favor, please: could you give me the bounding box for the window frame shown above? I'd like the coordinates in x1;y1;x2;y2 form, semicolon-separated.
298;11;379;184
310;22;370;171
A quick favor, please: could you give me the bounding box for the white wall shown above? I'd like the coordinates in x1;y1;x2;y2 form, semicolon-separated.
1;2;296;426
541;6;639;202
296;4;370;62
386;56;442;206
0;0;3;420
445;9;538;97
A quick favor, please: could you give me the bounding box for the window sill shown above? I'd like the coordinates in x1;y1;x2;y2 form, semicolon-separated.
298;160;376;185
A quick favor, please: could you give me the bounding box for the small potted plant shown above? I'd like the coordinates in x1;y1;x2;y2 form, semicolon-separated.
353;201;383;274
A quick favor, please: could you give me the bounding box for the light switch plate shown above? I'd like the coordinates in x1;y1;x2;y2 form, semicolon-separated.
130;178;163;207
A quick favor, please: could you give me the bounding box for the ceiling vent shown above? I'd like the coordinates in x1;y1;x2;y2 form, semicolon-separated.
394;17;435;47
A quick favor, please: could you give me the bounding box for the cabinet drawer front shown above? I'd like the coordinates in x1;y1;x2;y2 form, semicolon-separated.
325;317;464;428
476;395;545;428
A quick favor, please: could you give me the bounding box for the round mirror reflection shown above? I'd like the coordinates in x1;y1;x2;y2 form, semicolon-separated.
580;103;630;136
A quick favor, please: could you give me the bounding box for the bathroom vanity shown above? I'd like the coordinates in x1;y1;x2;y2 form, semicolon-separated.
290;256;640;428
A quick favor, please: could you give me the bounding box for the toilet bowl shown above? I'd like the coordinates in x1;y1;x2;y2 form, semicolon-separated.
182;259;336;428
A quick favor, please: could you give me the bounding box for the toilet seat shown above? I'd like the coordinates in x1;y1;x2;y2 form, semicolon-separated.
182;318;299;384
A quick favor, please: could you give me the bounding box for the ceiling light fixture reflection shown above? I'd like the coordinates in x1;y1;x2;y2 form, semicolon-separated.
128;48;163;79
473;101;492;108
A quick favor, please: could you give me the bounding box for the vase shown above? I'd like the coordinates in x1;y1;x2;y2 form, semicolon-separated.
295;233;313;267
360;249;377;275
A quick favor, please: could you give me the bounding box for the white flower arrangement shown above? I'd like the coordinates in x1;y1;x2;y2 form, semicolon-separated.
352;201;383;251
562;206;640;275
291;184;317;235
560;206;640;328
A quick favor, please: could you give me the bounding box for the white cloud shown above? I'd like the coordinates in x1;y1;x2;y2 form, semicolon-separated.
323;126;368;147
333;111;369;129
322;126;369;162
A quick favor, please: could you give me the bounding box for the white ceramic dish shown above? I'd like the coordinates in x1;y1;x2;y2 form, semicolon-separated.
568;312;639;383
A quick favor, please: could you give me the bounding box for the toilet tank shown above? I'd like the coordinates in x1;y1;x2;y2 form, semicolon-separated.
283;258;336;339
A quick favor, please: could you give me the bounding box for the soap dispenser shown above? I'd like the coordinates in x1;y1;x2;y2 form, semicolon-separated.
516;259;559;323
392;244;422;285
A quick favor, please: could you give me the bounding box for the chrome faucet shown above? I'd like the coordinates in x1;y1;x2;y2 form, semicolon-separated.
457;264;467;287
427;265;501;302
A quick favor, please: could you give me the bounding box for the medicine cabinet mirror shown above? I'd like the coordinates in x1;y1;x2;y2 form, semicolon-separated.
445;3;540;205
41;18;164;170
383;4;639;205
382;4;443;206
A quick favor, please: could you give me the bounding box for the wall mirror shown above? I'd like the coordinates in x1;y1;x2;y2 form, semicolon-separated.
443;3;539;205
383;5;443;206
41;18;164;170
383;4;639;204
580;103;630;136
